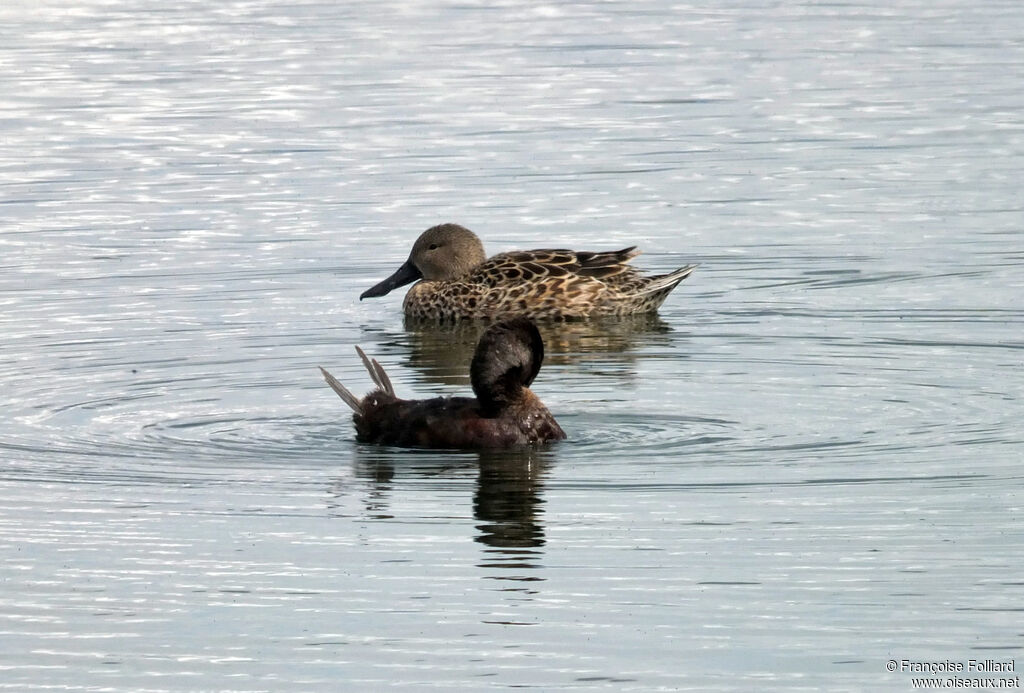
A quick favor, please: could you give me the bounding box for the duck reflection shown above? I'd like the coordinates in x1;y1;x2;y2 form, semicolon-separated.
399;313;674;387
473;449;549;575
342;446;552;577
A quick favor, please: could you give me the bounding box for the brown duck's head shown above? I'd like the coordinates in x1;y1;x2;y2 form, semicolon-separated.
470;318;545;415
360;223;487;300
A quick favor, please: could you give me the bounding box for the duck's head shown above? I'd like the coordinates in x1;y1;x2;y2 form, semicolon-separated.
470;318;545;415
360;223;487;299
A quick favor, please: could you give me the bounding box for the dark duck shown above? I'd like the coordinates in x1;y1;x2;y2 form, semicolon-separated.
319;318;566;448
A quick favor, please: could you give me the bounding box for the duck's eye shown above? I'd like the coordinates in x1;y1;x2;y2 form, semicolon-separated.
428;243;439;250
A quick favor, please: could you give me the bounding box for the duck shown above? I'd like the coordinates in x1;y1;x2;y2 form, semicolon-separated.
359;223;697;320
319;318;566;448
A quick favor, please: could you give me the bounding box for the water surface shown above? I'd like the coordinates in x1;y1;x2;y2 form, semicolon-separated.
1;0;1022;691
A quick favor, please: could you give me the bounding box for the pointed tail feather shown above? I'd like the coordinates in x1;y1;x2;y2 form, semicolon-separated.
638;263;698;295
320;366;363;414
355;345;395;396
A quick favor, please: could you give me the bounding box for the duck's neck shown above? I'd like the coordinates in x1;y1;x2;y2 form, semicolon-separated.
474;374;529;418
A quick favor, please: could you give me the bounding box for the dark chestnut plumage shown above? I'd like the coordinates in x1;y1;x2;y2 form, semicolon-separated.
319;318;565;448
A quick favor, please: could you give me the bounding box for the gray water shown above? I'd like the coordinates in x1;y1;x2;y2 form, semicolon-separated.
1;1;1022;691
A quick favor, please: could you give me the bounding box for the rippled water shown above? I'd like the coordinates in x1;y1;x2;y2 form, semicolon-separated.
2;0;1022;690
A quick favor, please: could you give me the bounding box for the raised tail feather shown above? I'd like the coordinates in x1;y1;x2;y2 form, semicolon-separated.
320;346;398;414
355;346;395;396
320;366;363;414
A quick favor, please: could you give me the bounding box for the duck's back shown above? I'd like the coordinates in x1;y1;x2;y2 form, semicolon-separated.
404;247;645;320
355;394;565;449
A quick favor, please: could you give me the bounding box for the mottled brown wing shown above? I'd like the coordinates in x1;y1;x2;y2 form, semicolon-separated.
465;250;612;318
477;248;640;285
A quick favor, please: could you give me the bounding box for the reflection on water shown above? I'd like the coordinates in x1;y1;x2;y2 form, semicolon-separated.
347;447;551;577
474;450;548;574
398;314;676;387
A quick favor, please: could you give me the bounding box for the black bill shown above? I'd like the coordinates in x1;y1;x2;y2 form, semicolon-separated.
360;259;423;300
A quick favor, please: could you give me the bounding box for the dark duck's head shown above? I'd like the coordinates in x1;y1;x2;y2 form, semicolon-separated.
470;318;544;417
